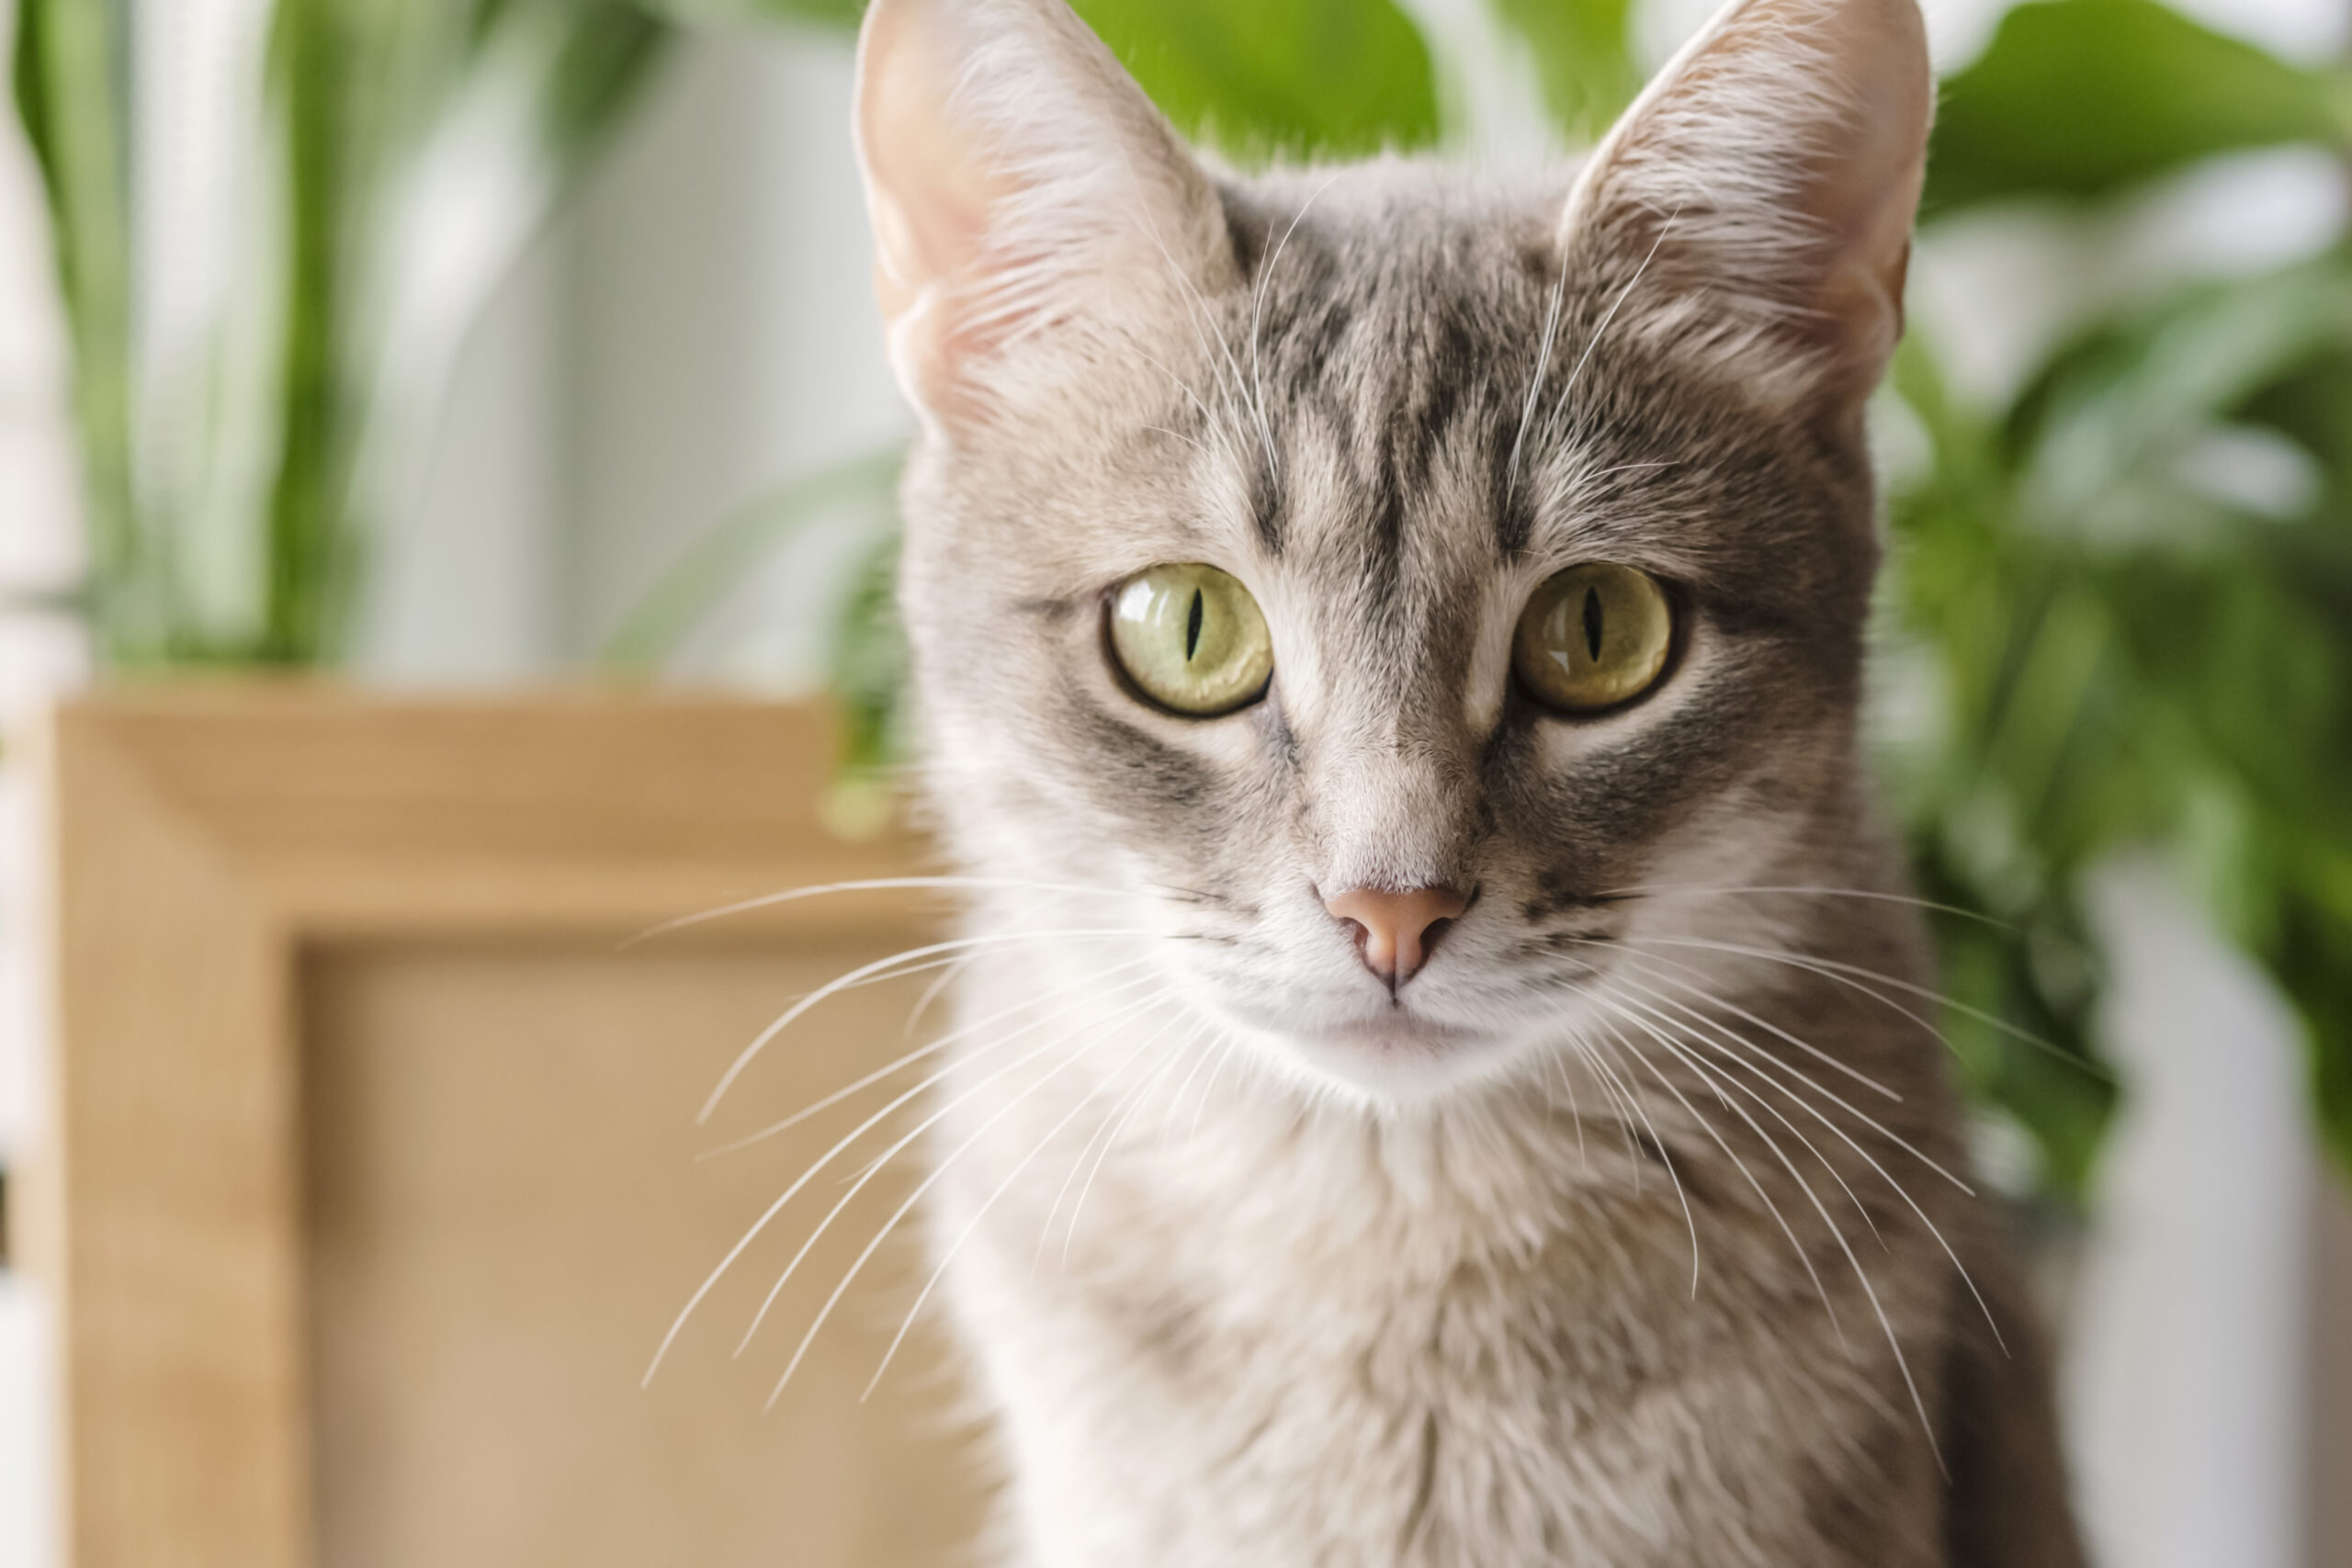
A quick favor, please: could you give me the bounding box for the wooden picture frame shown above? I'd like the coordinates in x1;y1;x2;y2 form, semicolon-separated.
17;688;984;1567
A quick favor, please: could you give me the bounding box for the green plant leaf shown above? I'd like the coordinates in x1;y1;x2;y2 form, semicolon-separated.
1487;0;1640;145
822;520;912;837
1918;881;2116;1198
827;526;905;770
262;0;367;665
2239;346;2352;491
1073;0;1440;160
649;0;867;28
763;0;867;25
1887;253;2352;1192
12;0;146;659
1925;0;2344;212
542;3;673;155
2005;261;2352;544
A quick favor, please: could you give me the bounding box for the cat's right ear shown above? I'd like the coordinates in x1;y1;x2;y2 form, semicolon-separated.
854;0;1237;434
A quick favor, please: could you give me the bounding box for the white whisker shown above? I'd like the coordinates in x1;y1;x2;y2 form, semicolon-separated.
1188;1032;1243;1140
627;876;1127;947
1583;459;1683;481
1579;935;1903;1102
699;929;1156;1123
1610;964;2004;1351
859;1025;1175;1402
699;961;1163;1160
1247;174;1340;482
1623;934;2102;1079
1586;1002;1841;1344
1543;211;1678;447
741;987;1172;1369
1031;1022;1187;1276
1059;1026;1204;1266
763;1021;1134;1410
1611;992;1884;1248
1597;882;2011;930
1154;1030;1222;1144
1111;148;1260;467
1577;1025;1699;1296
1577;1036;1657;1195
1141;423;1212;456
1592;994;1947;1473
1544;1043;1590;1174
644;982;1160;1387
1611;956;1968;1190
1134;345;1249;473
905;953;976;1037
1506;263;1567;498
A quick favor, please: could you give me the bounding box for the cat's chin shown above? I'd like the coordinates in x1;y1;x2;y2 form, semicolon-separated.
1268;1015;1521;1104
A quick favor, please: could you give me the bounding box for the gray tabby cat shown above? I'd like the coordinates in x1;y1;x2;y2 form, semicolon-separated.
851;0;2086;1561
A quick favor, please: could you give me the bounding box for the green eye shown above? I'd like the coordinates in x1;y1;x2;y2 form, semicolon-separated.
1108;563;1273;716
1513;563;1675;714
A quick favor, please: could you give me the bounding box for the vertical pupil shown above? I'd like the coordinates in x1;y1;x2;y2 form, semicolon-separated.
1185;588;1205;662
1581;586;1604;661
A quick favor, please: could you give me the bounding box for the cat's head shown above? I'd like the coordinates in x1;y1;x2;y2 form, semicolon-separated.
854;0;1932;1103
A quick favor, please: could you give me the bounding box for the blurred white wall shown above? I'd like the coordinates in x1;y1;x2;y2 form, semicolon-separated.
354;235;568;682
560;24;908;672
354;20;909;689
2312;1174;2352;1562
2075;860;2313;1568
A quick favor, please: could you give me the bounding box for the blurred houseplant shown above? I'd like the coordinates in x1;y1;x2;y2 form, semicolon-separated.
10;0;671;663
17;0;2352;1201
1887;0;2352;1193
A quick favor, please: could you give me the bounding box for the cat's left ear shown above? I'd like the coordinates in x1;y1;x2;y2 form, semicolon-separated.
854;0;1238;434
1563;0;1932;416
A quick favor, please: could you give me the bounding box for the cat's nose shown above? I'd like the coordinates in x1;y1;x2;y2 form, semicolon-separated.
1324;886;1470;990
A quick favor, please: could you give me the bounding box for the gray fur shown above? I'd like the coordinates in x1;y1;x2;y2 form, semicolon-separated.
854;0;2086;1561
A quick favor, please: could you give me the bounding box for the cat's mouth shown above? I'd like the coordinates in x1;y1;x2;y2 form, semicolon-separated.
1272;1009;1513;1098
1270;1010;1523;1100
1311;1011;1476;1051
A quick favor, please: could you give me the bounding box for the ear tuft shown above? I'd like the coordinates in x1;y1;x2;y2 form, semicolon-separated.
1564;0;1932;410
854;0;1235;431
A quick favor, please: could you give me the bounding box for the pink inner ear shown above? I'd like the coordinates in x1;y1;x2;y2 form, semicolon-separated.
856;0;1046;423
858;3;994;326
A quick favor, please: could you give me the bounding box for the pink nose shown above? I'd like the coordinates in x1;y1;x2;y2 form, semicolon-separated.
1324;886;1470;988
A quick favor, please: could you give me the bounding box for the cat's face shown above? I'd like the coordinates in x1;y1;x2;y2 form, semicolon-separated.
858;0;1930;1102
